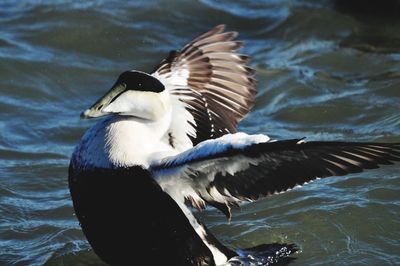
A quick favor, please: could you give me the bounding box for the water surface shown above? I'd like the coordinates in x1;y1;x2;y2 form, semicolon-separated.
1;1;400;265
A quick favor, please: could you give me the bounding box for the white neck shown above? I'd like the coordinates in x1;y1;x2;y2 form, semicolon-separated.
105;115;173;167
73;112;176;169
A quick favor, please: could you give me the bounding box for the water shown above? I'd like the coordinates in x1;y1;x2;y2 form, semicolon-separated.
1;0;400;265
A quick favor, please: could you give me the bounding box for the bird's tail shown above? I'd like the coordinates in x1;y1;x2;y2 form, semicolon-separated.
228;243;298;265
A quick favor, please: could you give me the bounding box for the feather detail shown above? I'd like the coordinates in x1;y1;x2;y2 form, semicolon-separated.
151;134;400;219
152;25;256;146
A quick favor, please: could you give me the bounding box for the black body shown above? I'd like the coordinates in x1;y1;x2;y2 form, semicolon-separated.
68;166;217;266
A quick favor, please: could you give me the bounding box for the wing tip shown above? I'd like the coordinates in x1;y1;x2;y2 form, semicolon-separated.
215;24;226;32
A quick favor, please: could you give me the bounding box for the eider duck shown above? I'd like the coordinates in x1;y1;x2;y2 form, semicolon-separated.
69;25;400;265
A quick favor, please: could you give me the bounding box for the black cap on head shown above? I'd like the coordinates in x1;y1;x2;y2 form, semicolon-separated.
117;71;165;93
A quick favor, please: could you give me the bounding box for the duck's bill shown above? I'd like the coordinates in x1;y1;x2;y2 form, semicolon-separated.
80;83;126;119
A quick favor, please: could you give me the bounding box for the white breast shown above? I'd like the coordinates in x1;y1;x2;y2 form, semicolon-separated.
72;114;178;170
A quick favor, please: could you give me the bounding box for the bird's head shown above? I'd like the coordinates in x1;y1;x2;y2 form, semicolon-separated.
81;71;170;121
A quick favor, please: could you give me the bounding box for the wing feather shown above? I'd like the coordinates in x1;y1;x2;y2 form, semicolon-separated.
151;134;400;219
152;25;256;146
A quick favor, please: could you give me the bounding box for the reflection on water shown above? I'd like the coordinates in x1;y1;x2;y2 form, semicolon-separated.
0;1;399;265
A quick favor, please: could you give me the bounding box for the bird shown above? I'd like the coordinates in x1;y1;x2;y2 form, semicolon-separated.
69;24;400;266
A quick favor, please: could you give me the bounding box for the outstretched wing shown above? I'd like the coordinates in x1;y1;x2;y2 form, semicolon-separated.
150;133;400;219
152;25;256;149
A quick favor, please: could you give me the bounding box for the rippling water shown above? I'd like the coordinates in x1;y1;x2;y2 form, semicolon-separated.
1;1;400;265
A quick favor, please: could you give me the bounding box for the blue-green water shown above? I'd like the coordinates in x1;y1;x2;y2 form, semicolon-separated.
1;1;400;265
